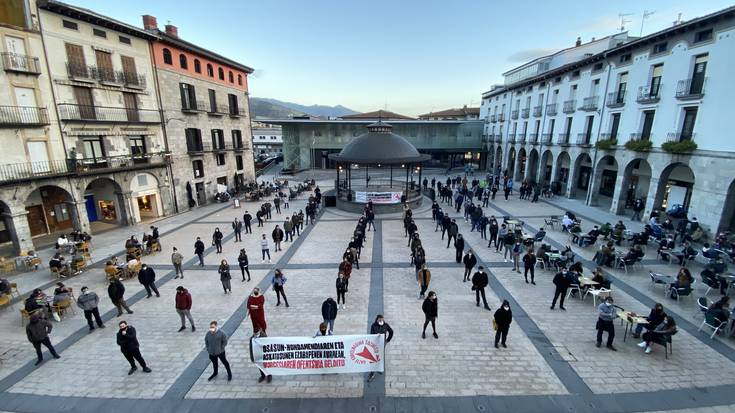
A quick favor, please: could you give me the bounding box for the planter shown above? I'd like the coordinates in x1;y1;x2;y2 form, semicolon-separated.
624;139;652;152
662;140;697;154
595;138;618;150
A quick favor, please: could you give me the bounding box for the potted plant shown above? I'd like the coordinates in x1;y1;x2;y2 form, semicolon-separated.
662;140;697;154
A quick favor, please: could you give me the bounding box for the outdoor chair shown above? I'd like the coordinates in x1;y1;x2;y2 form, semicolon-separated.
535;257;546;270
650;329;676;359
700;273;720;296
0;294;10;311
53;298;75;320
585;287;612;307
9;282;19;298
695;297;709;318
698;312;726;339
566;283;582;301
669;280;695;301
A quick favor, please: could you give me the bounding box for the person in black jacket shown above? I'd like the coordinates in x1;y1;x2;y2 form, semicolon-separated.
116;321;151;375
232;218;243;242
454;234;465;264
367;314;393;382
472;266;491;310
194;237;205;267
238;249;250;282
321;297;338;335
26;314;61;365
462;250;477;282
108;277;133;317
550;267;570;310
421;292;439;339
493;300;513;348
522;249;536;284
441;215;451;239
243;211;253;234
138;264;160;298
487;217;499;249
271;225;284;252
212;228;224;253
336;273;348;310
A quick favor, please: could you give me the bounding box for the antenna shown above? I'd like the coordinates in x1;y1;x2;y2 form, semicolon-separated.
640;10;655;36
673;13;683;26
618;13;633;32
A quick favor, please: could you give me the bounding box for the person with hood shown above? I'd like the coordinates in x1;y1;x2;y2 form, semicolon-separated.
238;249;250;282
247;288;267;335
116;320;151;375
472;266;491;310
175;286;195;332
417;264;431;299
367;314;394;382
205;320;232;381
462;250;477;282
321;297;338;334
272;269;289;307
77;286;105;333
421;291;439;339
454;234;465;263
493;300;513;348
26;314;61;365
108;277;134;317
171;247;184;279
336;273;348;310
138;263;160;298
212;228;224;253
271;225;284;252
218;259;232;294
194;237;205;267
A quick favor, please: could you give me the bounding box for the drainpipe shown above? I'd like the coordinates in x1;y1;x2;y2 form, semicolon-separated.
538;81;551;183
585;61;613;206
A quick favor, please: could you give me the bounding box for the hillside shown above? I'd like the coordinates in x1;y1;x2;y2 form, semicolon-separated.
250;98;307;119
252;97;357;118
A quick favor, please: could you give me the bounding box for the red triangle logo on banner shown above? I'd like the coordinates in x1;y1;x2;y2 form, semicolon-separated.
355;346;378;363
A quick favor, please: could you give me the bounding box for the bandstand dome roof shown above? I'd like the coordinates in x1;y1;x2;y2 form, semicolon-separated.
328;122;431;164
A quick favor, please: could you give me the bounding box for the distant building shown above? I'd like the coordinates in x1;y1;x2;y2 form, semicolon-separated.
340;110;414;120
251;122;283;156
418;106;480;120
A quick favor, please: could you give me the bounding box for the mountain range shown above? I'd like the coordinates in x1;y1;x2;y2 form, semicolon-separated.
250;97;358;119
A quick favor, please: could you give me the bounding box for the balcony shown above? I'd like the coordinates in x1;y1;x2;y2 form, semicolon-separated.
511;110;519;120
521;108;530;119
507;133;516;143
629;133;651;142
97;67;123;85
181;100;206;113
541;133;553;144
517;133;526;144
1;53;41;75
0;106;49;127
663;132;697;154
0;159;70;185
606;91;626;108
637;85;661;104
557;133;570;146
495;134;503;143
545;103;557;116
489;114;497;123
563;100;576;114
229;108;246;118
528;133;539;144
207;104;229;117
626;133;653;152
666;132;696;143
65;61;146;88
58;104;160;123
498;113;505;122
675;78;706;100
74;152;170;174
580;96;599;111
533;106;542;117
121;72;147;89
66;61;97;82
576;133;592;147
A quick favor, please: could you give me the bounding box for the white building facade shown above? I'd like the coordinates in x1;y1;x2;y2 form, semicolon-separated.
251;124;282;157
481;6;735;235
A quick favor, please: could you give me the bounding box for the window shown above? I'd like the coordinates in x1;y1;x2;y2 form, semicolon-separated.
650;64;663;96
619;53;631;64
206;63;213;77
592;63;603;72
119;35;131;45
179;54;188;69
130;136;146;157
162;48;172;65
641;110;655;140
237;74;242;86
62;20;78;30
228;71;234;83
216;153;226;166
680;107;698;140
228;94;239;115
194;59;201;73
694;29;713;43
185;128;203;151
689;54;708;95
583;115;594;142
211;129;225;149
179;83;197;110
218;67;224;80
93;28;107;38
232;130;243;148
571;70;580;78
236;155;243;170
192;160;204;177
609;113;621;140
82;137;105;163
1;0;28;27
208;89;217;112
652;42;668;54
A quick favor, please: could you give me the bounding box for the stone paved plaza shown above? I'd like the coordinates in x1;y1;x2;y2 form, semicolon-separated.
1;172;735;413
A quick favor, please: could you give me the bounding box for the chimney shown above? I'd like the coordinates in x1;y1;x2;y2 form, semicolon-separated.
165;24;178;37
575;37;582;47
142;15;157;31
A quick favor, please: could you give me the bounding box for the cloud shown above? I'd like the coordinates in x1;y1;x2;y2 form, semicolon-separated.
250;69;265;79
507;48;559;62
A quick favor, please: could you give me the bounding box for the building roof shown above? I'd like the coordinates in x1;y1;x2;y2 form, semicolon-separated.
340;110;415;120
38;0;157;40
154;30;254;74
328;122;431;164
418;106;480;118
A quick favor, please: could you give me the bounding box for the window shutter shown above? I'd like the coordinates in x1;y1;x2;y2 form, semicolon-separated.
180;83;187;109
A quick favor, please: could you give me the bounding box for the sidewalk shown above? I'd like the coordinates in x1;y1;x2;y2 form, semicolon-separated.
541;195;646;233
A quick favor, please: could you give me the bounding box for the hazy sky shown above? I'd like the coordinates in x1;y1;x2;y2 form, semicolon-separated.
69;0;732;116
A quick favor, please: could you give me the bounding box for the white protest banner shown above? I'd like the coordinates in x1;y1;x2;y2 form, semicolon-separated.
354;191;402;204
250;334;385;375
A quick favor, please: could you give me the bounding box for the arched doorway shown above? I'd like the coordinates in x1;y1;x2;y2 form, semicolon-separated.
570;153;592;199
84;178;125;232
25;185;76;237
619;159;652;213
539;150;553;185
507;148;516;179
554;151;571;195
652;163;695;215
0;201;18;255
719;179;735;233
516;148;527;182
131;172;162;223
494;147;502;175
590;155;619;209
527;149;539;184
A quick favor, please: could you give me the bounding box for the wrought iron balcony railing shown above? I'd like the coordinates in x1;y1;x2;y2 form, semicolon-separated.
545;103;557;116
606;91;626;108
58;104;160;123
637;85;661;104
0;106;49;126
558;133;570;146
511;110;519;120
563;100;576;114
675;78;706;100
533;106;542;117
541;133;553;144
580;96;599;111
1;53;41;75
528;133;539;144
182;100;207;113
521;108;530;119
576;133;592;146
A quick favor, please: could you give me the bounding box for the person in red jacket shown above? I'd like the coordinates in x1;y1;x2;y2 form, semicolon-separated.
175;286;195;332
247;287;267;336
338;257;352;291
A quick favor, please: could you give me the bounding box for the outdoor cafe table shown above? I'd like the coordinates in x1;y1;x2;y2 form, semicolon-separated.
618;310;650;342
578;277;599;287
506;219;520;231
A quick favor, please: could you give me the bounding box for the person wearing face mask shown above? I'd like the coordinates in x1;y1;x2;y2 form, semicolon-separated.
271;269;289;307
368;314;393;383
76;286;105;333
462;250;477;282
336;272;348;309
454;234;465;264
247;288;267;336
638;315;677;354
631;303;665;339
421;292;439;339
108;277;134;317
471;266;491;310
205;321;232;381
219;260;232;294
116;321;151;375
212;227;223;254
596;296;619;351
138;263;160;298
175;286;195;332
493;300;513;348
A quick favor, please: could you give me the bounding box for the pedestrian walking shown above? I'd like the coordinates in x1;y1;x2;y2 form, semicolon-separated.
205;320;232;381
272;269;289;307
238;249;250;282
247;288;267;335
421;291;439;339
232;218;243;242
273;196;281;214
454;234;465;263
446;219;458;247
77;286;105;333
175;286;195;332
116;321;151;375
462;250;477;282
212;228;224;253
472;266;491;310
271;225;284;252
138;264;160;298
108;277;134;316
596;296;619;351
367;314;394;382
218;260;232;294
260;234;271;263
493;300;512;348
27;314;61;365
171;247;184;279
550;267;571;310
243;211;253;234
321;297;338;334
511;241;522;273
523;249;536;284
283;217;293;242
336;273;348;309
417;264;431;299
194;237;205;267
